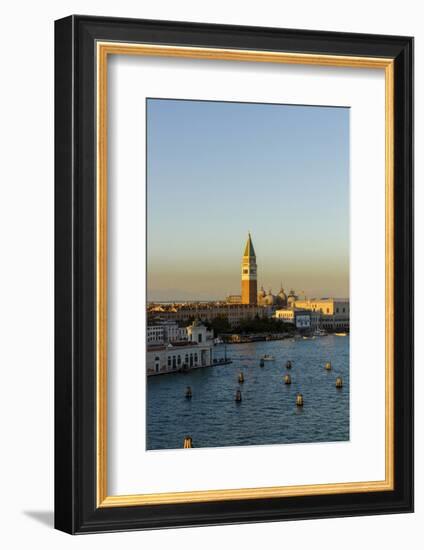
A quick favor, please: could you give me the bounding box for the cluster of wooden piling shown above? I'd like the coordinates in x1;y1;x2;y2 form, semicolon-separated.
281;360;344;409
324;361;343;387
182;357;345;447
183;436;193;448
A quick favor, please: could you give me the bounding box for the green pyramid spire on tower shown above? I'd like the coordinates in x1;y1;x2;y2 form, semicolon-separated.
243;232;256;258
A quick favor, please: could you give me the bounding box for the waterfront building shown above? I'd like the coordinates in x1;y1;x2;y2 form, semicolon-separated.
274;308;320;330
293;298;349;331
146;319;214;375
241;232;257;305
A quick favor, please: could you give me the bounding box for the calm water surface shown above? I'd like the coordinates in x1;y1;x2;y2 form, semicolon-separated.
146;335;349;450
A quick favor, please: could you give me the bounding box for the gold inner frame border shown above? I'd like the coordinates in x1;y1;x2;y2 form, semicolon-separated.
96;42;394;508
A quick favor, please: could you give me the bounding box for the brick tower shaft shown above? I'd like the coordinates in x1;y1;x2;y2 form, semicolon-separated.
241;233;257;305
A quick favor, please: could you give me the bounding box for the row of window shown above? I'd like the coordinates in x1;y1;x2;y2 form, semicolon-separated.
147;336;163;342
310;306;347;314
165;353;199;369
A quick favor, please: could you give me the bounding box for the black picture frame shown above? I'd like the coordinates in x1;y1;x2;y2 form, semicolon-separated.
55;15;414;534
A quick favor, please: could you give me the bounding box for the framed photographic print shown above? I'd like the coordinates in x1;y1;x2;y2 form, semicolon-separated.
54;15;414;533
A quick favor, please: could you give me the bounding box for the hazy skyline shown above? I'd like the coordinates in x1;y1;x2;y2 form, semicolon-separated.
147;98;349;301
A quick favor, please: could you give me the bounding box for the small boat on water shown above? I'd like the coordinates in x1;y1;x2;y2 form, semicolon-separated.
261;354;275;361
314;329;327;337
335;332;348;336
214;337;224;344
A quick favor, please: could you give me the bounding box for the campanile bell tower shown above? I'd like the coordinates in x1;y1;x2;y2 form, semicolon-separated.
241;232;257;305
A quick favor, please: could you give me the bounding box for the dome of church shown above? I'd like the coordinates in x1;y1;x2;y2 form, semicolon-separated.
279;288;287;300
277;286;288;305
258;286;266;299
264;290;275;306
287;289;297;307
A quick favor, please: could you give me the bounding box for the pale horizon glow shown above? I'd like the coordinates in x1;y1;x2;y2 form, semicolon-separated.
147;98;349;301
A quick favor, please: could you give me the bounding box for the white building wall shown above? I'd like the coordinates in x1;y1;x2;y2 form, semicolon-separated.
147;326;164;344
274;309;295;322
146;343;213;375
147;322;188;344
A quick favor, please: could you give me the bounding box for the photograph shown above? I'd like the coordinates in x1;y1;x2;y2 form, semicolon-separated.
51;11;413;536
146;98;350;450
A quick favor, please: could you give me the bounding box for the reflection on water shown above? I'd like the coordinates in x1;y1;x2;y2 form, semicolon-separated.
146;335;349;450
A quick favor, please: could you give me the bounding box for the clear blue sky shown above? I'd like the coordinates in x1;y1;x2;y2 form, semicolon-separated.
147;98;349;301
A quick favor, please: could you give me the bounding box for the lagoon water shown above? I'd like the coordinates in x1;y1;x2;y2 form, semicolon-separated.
146;335;349;450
